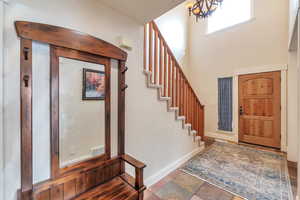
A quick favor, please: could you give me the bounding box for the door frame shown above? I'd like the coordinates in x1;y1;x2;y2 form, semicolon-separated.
233;65;287;151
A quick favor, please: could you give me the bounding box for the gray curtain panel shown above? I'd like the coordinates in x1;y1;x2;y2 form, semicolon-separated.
218;77;233;131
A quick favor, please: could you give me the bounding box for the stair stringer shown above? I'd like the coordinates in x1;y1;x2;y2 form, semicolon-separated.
143;70;204;147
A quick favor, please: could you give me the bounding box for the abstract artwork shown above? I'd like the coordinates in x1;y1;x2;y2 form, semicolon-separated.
82;68;105;100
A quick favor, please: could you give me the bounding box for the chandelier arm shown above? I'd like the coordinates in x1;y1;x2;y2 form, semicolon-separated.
189;0;221;20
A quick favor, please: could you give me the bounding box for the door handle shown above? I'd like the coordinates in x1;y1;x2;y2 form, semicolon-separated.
239;106;243;115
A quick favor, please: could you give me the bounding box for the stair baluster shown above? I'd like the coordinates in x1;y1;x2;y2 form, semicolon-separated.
144;21;205;142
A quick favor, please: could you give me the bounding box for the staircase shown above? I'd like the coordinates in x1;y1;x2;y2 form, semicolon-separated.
143;21;205;146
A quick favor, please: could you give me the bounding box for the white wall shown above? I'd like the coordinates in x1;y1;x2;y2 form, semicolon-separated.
288;1;300;164
289;0;299;42
3;1;199;199
155;3;190;70
287;50;299;162
0;1;4;199
186;0;291;155
296;9;300;200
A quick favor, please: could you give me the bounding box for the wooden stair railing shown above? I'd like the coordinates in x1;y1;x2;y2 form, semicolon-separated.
143;21;205;142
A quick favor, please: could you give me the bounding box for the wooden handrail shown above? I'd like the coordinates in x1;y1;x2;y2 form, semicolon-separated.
151;21;203;107
144;21;205;138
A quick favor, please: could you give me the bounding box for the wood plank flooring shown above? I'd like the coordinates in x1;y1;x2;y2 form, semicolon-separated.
74;177;138;200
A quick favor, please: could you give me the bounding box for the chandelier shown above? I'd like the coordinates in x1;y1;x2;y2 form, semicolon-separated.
187;0;223;21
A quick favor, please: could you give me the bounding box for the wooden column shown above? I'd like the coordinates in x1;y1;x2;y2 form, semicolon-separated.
50;46;59;178
176;68;179;107
171;63;175;107
154;31;158;85
143;25;147;71
105;59;111;159
163;45;167;96
20;38;33;200
159;40;163;86
149;23;153;75
168;55;171;97
118;61;126;173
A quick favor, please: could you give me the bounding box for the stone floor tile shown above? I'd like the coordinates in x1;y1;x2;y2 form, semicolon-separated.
172;171;204;193
190;195;203;200
145;190;162;200
150;177;171;193
195;182;233;200
155;181;193;200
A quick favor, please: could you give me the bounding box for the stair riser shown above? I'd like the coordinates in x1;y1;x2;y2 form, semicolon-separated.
143;70;203;147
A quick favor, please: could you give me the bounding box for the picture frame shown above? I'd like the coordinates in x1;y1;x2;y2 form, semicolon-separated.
82;68;105;100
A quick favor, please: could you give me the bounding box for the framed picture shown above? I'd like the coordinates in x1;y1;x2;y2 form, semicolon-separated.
82;68;105;100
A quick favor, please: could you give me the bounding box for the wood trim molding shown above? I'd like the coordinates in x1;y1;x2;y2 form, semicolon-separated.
50;46;112;178
15;21;128;61
234;64;288;75
20;38;33;200
118;60;126;173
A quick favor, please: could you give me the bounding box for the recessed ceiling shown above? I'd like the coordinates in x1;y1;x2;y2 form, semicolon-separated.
101;0;186;24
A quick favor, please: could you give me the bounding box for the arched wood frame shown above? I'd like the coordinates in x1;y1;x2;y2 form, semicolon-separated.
16;21;145;200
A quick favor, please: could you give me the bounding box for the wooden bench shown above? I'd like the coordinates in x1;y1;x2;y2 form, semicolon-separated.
74;155;146;200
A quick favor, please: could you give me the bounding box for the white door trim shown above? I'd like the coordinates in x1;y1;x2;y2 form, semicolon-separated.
233;65;288;151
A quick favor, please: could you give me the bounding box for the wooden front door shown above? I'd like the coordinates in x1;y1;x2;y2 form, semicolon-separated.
238;71;281;148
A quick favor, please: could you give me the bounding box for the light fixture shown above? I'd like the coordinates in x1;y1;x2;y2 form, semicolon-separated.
187;0;223;21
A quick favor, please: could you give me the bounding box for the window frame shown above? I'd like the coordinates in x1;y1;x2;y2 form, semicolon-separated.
206;0;255;35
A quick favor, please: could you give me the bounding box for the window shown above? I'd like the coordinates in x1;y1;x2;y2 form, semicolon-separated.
207;0;253;34
218;77;233;132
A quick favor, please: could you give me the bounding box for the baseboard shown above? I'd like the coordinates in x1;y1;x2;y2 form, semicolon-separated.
205;131;238;143
145;146;204;187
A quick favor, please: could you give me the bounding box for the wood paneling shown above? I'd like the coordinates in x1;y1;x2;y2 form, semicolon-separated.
31;157;145;200
15;21;127;61
20;38;33;199
33;158;122;200
239;71;281;148
118;61;126;170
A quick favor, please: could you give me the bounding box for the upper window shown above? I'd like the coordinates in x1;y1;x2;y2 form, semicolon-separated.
207;0;253;34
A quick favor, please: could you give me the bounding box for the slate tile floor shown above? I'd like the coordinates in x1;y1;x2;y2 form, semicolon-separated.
145;139;297;200
146;169;244;200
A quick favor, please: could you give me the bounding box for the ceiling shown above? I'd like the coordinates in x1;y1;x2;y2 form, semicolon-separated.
101;0;187;24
